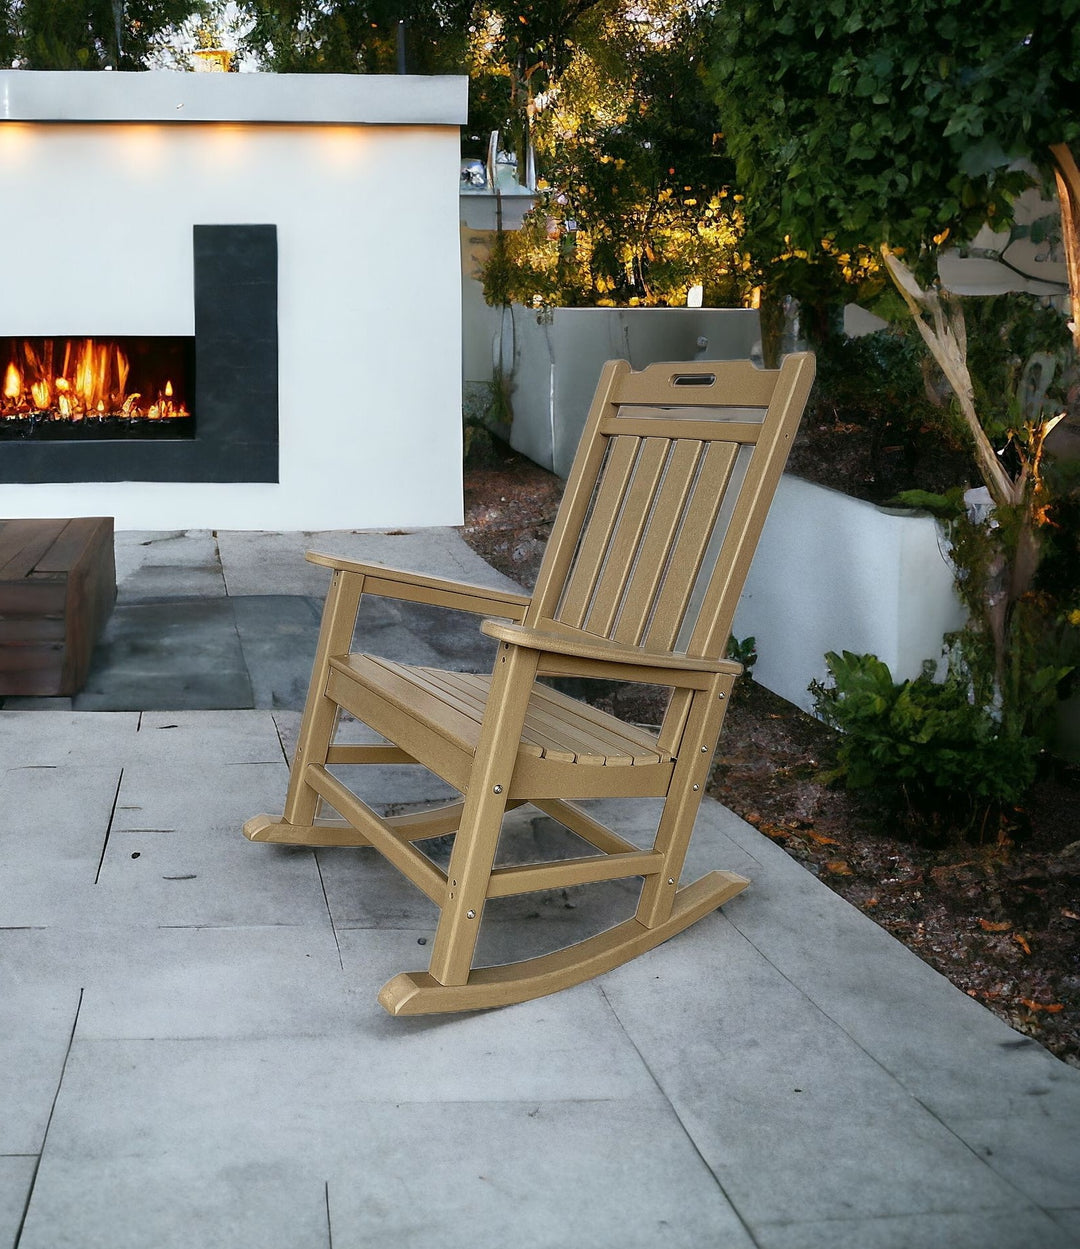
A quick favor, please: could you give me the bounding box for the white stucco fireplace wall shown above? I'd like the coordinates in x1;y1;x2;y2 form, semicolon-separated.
0;71;467;530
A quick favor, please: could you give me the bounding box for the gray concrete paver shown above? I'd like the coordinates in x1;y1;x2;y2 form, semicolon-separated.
217;527;523;598
113;530;225;602
0;711;138;767
132;709;286;766
0;1157;38;1249
73;600;253;711
5;925;351;1044
944;1112;1080;1210
0;979;80;1156
0;764;122;927
600;918;1050;1227
753;1209;1076;1249
1048;1208;1080;1238
712;812;1080;1122
16;1156;330;1249
323;1100;755;1249
2;527;1079;1248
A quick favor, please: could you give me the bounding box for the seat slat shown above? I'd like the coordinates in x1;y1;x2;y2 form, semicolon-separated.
329;654;490;756
428;668;662;766
331;654;663;768
433;669;586;763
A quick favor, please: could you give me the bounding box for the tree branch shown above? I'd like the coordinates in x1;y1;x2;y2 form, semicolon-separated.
881;246;1017;507
1051;143;1080;354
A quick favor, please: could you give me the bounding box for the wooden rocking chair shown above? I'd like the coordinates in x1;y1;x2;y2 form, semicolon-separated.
244;353;815;1014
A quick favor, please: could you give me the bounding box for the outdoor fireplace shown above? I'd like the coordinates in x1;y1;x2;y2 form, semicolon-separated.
0;219;278;486
0;70;467;530
1;336;194;439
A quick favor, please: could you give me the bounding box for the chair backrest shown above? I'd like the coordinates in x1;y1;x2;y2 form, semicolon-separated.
528;353;816;664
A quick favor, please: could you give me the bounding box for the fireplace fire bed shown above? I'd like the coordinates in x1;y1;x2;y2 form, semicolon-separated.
0;517;115;697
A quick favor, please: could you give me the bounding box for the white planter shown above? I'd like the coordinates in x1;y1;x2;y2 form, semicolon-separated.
500;306;762;477
732;475;966;712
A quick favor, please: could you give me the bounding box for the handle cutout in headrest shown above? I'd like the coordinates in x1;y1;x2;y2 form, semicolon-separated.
672;373;715;387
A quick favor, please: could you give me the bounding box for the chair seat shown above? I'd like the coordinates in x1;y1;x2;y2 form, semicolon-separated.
328;654;669;767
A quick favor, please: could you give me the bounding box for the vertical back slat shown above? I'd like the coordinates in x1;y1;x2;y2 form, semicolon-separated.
557;435;641;629
642;440;740;652
581;437;670;638
686;355;816;658
612;439;703;647
528;359;632;623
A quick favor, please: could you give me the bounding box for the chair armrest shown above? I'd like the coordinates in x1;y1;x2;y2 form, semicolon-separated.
480;619;742;677
306;551;531;619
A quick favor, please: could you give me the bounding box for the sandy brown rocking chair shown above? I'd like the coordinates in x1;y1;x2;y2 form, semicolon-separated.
244;353;815;1014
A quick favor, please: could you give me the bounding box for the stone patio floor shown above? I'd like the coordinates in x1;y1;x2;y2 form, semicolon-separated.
1;528;1078;1248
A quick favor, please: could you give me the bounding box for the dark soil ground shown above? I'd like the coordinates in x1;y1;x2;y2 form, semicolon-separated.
460;439;1080;1068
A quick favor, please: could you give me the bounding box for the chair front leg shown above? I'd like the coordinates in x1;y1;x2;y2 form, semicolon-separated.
282;568;366;828
427;643;540;986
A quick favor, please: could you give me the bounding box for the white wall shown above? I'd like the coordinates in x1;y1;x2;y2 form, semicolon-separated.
0;113;464;530
733;475;966;711
502;306;763;476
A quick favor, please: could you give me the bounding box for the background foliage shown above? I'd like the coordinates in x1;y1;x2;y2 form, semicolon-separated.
709;0;1080;268
483;1;743;307
1;0;198;67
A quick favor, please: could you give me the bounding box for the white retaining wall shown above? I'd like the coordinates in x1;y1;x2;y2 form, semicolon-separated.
733;475;966;711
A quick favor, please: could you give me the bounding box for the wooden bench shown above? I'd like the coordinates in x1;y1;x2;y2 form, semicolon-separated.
0;518;116;697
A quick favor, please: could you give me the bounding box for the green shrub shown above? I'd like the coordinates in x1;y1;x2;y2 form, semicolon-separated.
726;634;757;679
810;650;1045;842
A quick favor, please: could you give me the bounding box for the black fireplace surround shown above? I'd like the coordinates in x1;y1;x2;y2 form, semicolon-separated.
0;224;278;484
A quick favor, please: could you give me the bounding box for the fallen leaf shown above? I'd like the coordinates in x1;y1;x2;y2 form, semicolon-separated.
978;919;1012;932
825;860;853;875
1012;933;1032;955
1020;999;1064;1013
759;823;791;841
862;896;879;908
1063;909;1080;922
802;829;840;846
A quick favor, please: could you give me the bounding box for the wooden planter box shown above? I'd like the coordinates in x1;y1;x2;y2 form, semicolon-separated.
0;517;115;697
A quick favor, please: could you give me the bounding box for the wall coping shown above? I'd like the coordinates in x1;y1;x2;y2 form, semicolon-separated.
0;70;468;126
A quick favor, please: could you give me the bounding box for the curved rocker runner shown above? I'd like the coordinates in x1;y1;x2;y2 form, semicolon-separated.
244;353;815;1014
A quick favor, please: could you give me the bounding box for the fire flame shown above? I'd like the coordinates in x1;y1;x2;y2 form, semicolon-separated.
1;338;188;422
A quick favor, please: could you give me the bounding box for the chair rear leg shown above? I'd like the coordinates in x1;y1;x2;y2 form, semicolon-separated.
637;673;736;928
282;568;366;828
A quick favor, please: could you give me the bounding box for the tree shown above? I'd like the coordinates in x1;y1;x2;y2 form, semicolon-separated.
485;1;743;306
709;0;1079;337
235;0;613;169
708;0;1080;751
237;0;472;76
2;0;200;68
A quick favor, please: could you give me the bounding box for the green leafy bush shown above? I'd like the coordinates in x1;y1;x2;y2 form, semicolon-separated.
810;650;1047;841
726;634;757;679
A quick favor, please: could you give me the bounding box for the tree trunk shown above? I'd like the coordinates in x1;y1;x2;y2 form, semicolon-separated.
880;247;1017;508
1051;143;1080;356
